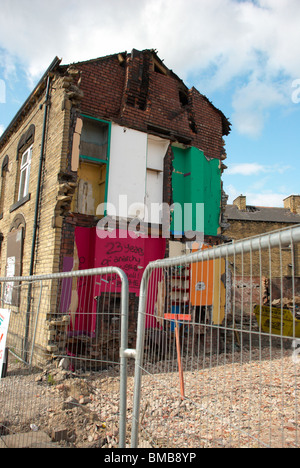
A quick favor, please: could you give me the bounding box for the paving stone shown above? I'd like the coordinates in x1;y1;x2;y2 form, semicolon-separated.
0;431;55;448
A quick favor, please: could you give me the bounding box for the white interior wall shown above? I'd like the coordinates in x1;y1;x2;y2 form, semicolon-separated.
145;135;170;224
145;170;164;224
107;124;147;218
107;125;169;223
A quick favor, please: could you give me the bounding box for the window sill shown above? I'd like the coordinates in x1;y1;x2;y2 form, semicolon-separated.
9;193;31;213
80;155;108;164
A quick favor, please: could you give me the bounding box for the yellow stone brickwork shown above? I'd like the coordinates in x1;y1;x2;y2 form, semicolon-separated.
225;219;299;277
0;69;80;363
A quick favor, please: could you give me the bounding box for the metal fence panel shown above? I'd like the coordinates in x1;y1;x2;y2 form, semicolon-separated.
0;267;129;448
131;226;300;448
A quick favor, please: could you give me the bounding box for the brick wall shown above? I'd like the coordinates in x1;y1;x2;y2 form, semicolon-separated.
0;76;65;277
225;219;300;324
75;50;228;161
0;69;80;363
225;219;300;277
76;55;126;121
189;88;225;160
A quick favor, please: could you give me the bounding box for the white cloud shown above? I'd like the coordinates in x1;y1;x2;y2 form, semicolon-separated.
0;0;152;82
0;124;4;136
226;162;291;176
231;77;288;137
246;192;288;208
225;183;288;207
0;0;300;134
0;48;17;82
225;184;240;202
227;163;266;176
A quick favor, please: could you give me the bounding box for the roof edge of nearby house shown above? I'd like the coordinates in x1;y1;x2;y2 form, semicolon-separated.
225;203;300;224
0;56;62;151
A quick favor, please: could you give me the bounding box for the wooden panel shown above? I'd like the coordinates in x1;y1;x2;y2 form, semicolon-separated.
190;245;214;306
190;244;226;325
5;228;23;306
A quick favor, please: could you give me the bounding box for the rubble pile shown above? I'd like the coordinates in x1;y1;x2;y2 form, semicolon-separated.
271;296;300;317
0;359;123;448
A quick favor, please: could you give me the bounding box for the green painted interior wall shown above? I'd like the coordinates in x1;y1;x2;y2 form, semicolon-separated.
171;146;221;237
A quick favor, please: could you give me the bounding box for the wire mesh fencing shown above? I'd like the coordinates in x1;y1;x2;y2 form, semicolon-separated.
0;267;129;448
131;225;300;448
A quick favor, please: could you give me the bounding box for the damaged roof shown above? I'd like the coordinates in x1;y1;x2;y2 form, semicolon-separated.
0;48;231;153
68;48;231;137
225;204;300;224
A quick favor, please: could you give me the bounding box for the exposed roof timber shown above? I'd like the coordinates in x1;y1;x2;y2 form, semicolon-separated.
0;56;62;150
147;123;192;145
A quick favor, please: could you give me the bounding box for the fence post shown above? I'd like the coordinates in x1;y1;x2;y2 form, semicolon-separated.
131;264;153;448
118;268;129;448
1;347;8;378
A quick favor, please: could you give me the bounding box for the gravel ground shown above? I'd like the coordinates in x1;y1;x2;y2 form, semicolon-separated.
1;345;299;448
135;346;300;448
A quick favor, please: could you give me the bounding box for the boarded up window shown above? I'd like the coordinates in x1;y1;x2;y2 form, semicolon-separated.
3;228;24;306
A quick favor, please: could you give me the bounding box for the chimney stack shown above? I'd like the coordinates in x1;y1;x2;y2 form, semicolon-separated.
233;195;246;211
283;195;300;214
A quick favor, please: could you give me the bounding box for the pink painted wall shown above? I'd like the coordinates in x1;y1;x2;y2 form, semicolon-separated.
70;227;166;334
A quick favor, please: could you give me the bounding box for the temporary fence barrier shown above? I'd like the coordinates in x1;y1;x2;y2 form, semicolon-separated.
0;267;129;448
2;225;300;449
131;225;300;448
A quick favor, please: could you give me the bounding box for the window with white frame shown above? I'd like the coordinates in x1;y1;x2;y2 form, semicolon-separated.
18;145;32;201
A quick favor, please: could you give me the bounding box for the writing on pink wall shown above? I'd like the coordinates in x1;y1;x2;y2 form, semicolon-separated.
96;230;164;294
68;227;166;334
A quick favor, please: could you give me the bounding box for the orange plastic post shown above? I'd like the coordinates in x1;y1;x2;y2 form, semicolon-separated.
175;320;185;400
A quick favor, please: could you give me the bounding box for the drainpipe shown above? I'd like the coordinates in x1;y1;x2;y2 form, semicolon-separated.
24;75;52;363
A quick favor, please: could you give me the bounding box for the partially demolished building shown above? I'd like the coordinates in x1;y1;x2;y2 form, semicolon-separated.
0;49;230;361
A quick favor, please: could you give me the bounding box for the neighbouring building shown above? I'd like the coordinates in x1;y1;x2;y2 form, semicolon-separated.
0;49;230;363
224;195;300;317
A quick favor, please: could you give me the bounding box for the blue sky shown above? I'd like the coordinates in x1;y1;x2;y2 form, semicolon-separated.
0;0;299;207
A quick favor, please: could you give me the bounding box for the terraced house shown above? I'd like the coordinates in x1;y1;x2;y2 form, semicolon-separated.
0;49;230;362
